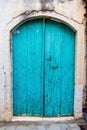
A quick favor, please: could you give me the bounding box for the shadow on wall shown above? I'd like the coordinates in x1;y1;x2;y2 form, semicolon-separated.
39;0;54;10
39;0;72;11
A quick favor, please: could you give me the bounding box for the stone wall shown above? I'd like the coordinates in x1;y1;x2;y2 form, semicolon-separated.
0;0;86;121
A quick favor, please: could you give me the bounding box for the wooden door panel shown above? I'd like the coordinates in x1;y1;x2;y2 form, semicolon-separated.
12;19;43;116
44;19;61;116
44;19;75;116
12;24;27;115
26;19;43;116
60;25;75;115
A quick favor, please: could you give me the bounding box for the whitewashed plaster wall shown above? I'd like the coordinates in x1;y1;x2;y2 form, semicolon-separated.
0;0;86;121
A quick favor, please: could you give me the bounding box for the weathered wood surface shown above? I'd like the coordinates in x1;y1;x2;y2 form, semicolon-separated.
12;19;75;116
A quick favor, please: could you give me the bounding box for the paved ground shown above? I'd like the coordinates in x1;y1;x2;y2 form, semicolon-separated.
0;120;83;130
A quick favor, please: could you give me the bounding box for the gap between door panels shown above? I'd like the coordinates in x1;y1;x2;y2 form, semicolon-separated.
42;18;45;117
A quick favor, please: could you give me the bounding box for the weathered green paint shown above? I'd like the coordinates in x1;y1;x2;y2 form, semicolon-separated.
12;24;27;115
12;18;75;116
44;19;75;116
12;19;43;116
26;20;43;116
44;19;61;116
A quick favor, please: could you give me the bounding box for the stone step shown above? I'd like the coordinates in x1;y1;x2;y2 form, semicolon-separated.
0;123;81;130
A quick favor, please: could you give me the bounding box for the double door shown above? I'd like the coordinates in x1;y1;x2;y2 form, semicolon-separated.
12;19;75;116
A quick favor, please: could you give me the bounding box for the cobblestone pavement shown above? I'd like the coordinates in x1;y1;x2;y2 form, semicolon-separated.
0;120;82;130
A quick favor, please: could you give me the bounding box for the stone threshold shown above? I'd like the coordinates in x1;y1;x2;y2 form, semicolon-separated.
12;116;75;122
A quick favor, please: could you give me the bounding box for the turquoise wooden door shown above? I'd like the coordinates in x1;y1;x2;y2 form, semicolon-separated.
12;19;75;116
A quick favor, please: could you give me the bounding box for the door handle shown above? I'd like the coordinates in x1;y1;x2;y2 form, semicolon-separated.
51;65;58;70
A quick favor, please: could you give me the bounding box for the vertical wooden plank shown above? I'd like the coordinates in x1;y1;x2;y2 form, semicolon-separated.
44;19;61;116
26;19;43;116
60;25;75;115
12;24;27;115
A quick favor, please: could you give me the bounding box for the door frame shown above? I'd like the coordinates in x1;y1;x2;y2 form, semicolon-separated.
5;11;85;121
